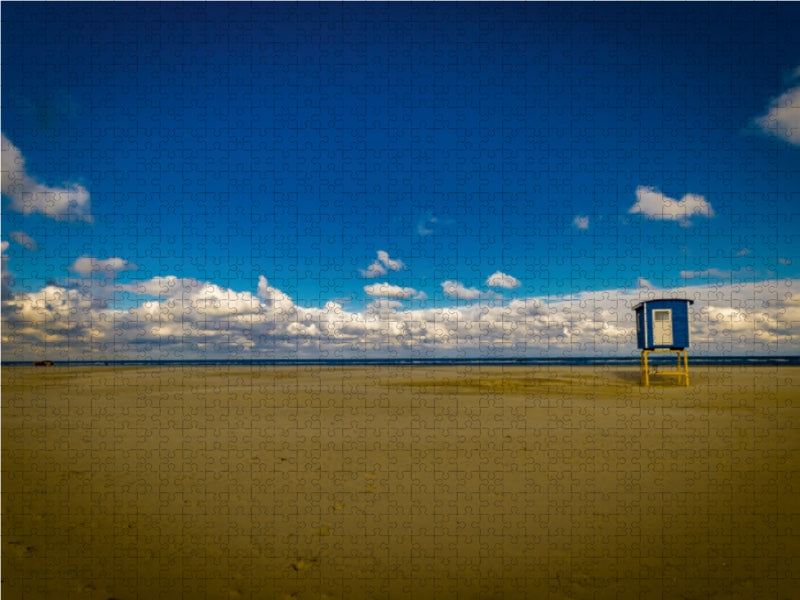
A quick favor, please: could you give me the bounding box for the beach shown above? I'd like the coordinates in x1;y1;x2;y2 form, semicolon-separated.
2;364;798;599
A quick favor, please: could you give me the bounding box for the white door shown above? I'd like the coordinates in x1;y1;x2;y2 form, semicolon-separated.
653;309;672;346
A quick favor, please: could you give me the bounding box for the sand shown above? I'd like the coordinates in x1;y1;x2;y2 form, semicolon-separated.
2;364;798;599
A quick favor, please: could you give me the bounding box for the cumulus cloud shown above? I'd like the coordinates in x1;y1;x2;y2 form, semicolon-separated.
1;133;92;222
120;275;201;299
629;186;714;223
360;250;405;278
442;280;482;300
2;271;798;360
573;215;590;230
70;256;136;278
364;282;419;299
9;231;38;251
754;69;800;146
377;250;404;271
486;271;520;289
360;261;387;278
257;275;296;314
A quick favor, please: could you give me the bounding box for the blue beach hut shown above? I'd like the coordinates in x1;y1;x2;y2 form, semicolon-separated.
633;299;693;385
633;299;693;350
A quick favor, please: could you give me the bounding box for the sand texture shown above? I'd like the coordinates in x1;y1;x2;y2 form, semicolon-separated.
2;365;799;599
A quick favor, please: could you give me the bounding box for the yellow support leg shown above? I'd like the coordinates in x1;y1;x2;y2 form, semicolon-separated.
640;349;689;386
683;350;689;386
641;350;649;386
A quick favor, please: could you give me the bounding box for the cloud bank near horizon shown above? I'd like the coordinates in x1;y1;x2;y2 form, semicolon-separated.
2;269;797;360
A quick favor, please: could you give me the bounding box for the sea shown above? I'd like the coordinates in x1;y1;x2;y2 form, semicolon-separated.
4;356;800;367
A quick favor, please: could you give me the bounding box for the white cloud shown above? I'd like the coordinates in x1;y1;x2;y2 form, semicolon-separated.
442;280;482;300
360;261;387;278
360;250;405;278
364;282;419;299
377;250;404;271
1;133;92;222
637;278;655;288
754;72;800;146
9;231;38;251
680;268;731;280
417;215;437;236
486;271;520;289
1;241;12;300
70;256;136;278
573;215;589;230
629;186;714;222
120;275;200;299
257;275;296;314
2;263;799;360
366;298;404;313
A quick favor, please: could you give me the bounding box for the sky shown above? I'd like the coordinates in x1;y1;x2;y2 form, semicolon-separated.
2;2;799;361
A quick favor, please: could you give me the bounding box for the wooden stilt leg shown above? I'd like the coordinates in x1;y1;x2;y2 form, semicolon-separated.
639;349;689;386
684;351;689;386
641;350;649;386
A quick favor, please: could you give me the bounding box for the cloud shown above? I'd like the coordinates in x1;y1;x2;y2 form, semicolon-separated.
417;215;437;236
360;261;387;278
637;277;655;288
377;250;404;271
120;275;201;299
1;133;92;222
366;298;404;313
680;268;731;280
629;186;713;223
257;275;296;314
416;214;456;236
364;282;419;299
2;268;799;360
486;271;520;289
70;256;136;279
442;280;482;300
573;215;590;230
754;69;800;146
1;241;12;300
9;231;38;251
360;250;405;278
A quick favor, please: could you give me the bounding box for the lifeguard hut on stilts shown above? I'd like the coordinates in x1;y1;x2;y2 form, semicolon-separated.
634;299;693;386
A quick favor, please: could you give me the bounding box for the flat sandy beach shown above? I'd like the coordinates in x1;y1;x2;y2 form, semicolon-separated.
2;365;798;599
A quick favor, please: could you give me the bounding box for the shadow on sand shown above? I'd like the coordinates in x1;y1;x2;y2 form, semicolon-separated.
613;369;642;385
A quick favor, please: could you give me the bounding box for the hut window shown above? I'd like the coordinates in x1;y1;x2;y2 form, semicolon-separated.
652;309;673;345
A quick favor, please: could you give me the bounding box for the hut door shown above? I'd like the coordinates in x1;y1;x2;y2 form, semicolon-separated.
652;309;673;346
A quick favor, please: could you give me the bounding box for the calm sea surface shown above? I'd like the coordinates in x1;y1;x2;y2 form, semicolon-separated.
4;356;799;367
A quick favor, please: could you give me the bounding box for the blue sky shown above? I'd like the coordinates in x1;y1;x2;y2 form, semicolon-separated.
2;2;799;360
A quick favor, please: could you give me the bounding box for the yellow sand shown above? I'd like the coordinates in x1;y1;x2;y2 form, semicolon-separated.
2;365;798;599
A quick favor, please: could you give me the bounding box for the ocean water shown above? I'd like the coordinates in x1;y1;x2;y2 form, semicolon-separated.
4;356;800;367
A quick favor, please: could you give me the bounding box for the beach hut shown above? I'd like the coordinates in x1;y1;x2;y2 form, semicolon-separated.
633;299;693;386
